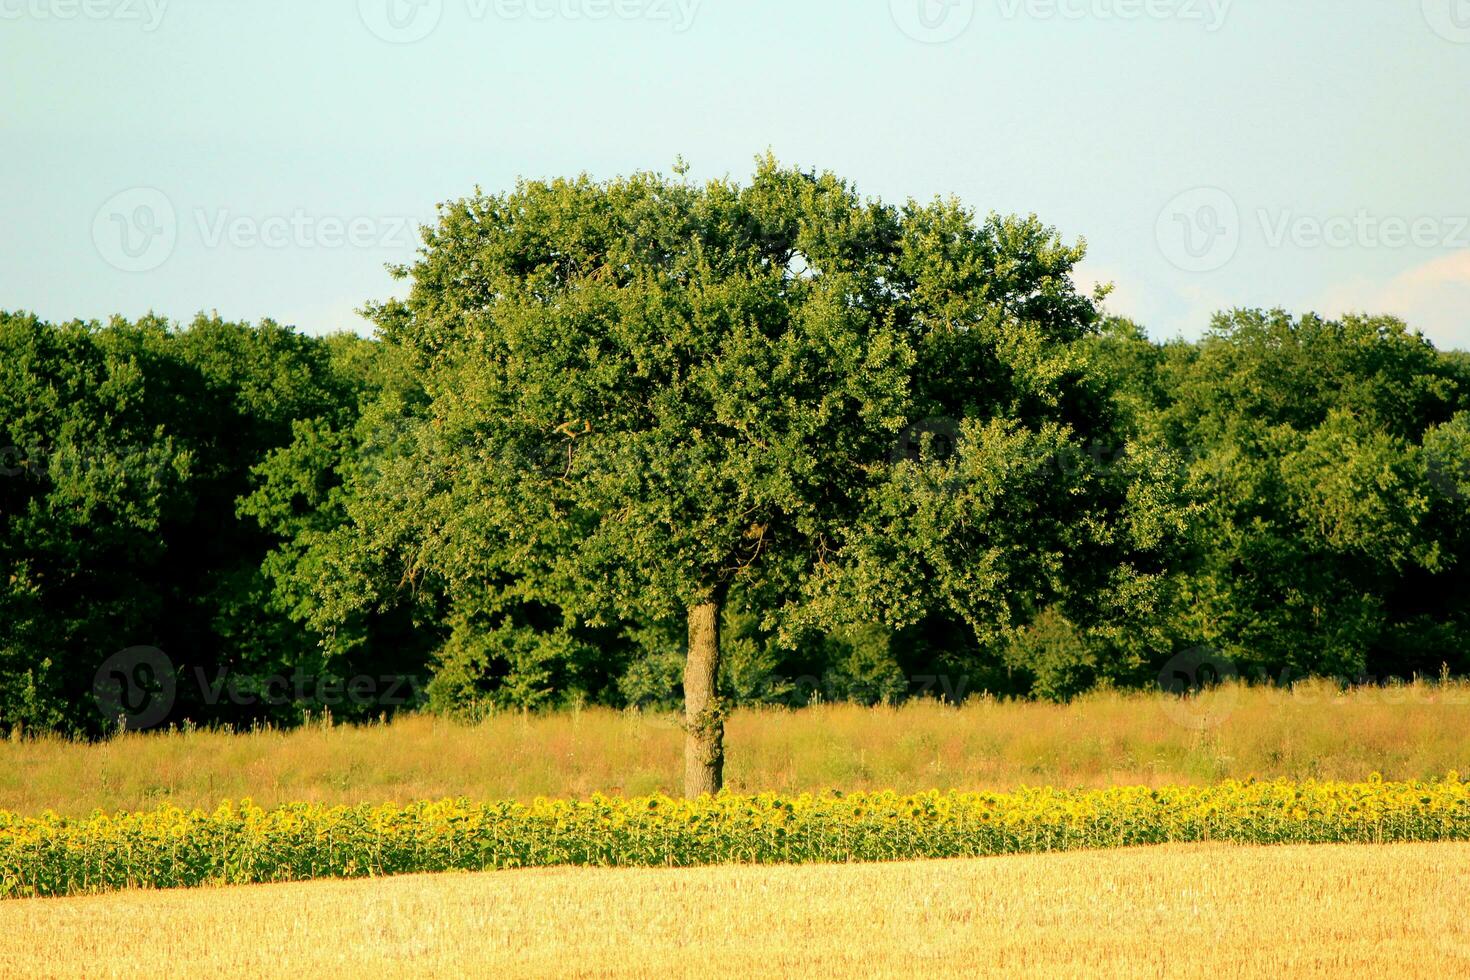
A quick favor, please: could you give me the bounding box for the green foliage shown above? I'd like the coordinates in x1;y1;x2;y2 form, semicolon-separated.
0;311;405;734
816;624;907;706
340;157;1170;716
1090;309;1470;683
1002;607;1098;703
425;615;595;713
5;167;1470;732
718;603;796;707
615;619;686;712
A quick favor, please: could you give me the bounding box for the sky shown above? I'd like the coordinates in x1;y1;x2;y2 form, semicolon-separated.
3;0;1468;348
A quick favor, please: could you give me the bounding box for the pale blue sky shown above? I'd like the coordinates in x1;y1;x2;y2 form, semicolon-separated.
3;0;1468;348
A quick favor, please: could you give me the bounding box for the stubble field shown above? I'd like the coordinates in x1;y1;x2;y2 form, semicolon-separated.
3;841;1466;978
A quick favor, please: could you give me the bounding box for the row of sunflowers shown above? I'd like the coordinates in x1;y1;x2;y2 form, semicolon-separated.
3;776;1467;898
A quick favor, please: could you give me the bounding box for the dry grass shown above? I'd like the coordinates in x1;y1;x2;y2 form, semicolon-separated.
4;679;1469;816
2;842;1465;978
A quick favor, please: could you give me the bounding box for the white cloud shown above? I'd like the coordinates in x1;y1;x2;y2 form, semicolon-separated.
1073;263;1136;314
1317;251;1470;352
1075;259;1240;343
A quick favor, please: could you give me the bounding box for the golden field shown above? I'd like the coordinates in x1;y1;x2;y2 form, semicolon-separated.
2;842;1466;978
4;679;1469;816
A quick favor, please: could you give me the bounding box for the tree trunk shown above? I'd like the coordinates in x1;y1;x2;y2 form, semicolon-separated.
683;600;724;797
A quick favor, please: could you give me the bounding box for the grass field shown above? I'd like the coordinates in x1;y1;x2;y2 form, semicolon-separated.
4;685;1468;976
3;841;1465;978
2;679;1467;816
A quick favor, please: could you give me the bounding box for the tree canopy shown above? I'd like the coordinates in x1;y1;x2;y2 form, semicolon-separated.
2;161;1468;779
353;158;1180;791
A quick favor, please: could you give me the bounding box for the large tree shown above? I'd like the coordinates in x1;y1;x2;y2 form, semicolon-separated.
365;158;1173;795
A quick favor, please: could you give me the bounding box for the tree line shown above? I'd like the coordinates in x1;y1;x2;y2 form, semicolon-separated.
4;162;1469;774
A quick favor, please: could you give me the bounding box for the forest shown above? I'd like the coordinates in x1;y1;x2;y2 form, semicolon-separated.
4;164;1469;736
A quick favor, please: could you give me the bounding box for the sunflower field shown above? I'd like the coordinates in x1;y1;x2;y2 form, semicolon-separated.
3;776;1468;899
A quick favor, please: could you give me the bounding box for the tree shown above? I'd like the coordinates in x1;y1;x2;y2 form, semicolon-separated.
363;157;1171;795
0;311;372;735
1090;309;1470;681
